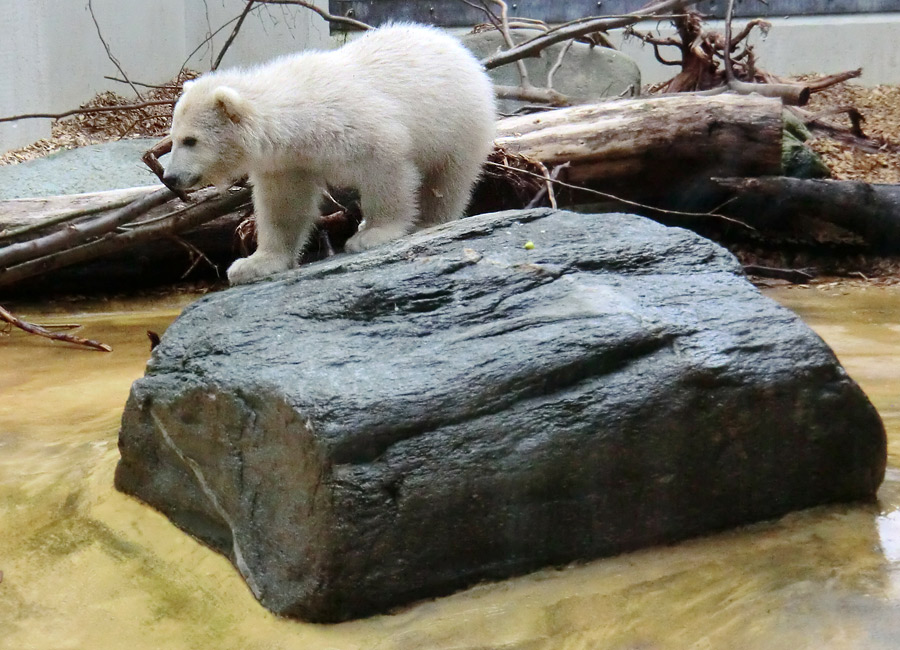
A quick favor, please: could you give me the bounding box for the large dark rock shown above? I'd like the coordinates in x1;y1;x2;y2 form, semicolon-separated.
115;209;886;623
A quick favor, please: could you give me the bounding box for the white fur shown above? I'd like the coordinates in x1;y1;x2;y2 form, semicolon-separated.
165;24;496;285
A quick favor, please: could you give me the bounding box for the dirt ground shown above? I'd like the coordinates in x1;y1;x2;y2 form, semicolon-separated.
805;83;900;183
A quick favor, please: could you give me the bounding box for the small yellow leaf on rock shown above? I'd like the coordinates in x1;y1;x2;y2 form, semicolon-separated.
524;241;535;250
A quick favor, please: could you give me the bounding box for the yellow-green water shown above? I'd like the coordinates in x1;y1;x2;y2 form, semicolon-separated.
1;285;899;650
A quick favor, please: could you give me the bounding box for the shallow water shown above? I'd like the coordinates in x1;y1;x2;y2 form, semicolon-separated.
1;284;898;650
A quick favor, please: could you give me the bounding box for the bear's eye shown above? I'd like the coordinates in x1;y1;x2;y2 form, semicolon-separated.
181;137;198;148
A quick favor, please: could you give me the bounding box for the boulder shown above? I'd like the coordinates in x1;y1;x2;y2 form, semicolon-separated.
115;209;886;622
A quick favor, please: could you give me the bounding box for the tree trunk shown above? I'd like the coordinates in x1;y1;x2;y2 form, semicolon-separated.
713;176;900;252
496;94;784;202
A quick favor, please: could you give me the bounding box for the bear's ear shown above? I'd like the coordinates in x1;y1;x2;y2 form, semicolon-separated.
213;86;248;124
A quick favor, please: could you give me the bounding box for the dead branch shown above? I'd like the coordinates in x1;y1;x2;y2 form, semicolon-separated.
0;188;252;289
485;160;752;230
0;188;158;243
721;0;809;105
0;187;176;269
103;76;181;91
493;85;571;106
213;0;257;70
0;100;175;124
481;0;702;70
641;7;809;105
255;0;373;31
488;0;532;88
0;304;112;351
806;68;863;92
742;264;815;284
88;0;143;100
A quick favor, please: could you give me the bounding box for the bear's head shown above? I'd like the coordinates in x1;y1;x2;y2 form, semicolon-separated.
163;80;253;191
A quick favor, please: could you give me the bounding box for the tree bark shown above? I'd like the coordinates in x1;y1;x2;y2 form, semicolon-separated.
713;176;900;252
495;94;784;201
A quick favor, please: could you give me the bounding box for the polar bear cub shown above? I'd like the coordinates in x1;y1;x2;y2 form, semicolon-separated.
163;23;496;285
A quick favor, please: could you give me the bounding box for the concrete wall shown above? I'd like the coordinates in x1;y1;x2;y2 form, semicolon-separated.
0;0;332;153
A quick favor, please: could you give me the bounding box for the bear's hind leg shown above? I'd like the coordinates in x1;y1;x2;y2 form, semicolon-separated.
227;170;320;285
416;151;486;227
345;161;420;252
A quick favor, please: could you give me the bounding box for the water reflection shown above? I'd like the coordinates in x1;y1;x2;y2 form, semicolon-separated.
0;285;898;649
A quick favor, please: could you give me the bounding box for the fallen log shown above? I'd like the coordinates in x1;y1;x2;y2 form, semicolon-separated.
0;186;163;240
713;177;900;252
495;93;784;201
0;188;251;291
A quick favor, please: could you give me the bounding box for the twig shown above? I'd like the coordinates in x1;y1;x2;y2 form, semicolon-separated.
488;0;532;88
0;100;176;124
546;40;574;91
213;0;256;70
0;305;112;352
180;14;244;74
169;235;220;279
104;76;181;91
88;0;143;100
742;264;815;284
525;162;569;209
531;160;557;209
494;85;571;106
484;160;753;230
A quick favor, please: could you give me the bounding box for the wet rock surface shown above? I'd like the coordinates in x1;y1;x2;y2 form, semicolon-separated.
115;208;886;622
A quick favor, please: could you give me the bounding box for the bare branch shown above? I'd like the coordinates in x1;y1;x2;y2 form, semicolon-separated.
546;40;574;90
484;160;754;230
180;14;244;74
481;0;703;70
488;0;532;87
255;0;372;31
806;68;863;92
0;100;175;124
88;0;143;100
213;0;256;70
0;305;112;352
0;188;175;269
723;0;736;82
493;85;571;106
0;189;251;289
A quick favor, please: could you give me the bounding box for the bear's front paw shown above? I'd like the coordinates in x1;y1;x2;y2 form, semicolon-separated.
227;252;295;285
344;223;410;253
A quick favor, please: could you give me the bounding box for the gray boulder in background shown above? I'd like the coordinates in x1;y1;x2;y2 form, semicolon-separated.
115;208;886;623
462;28;641;112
